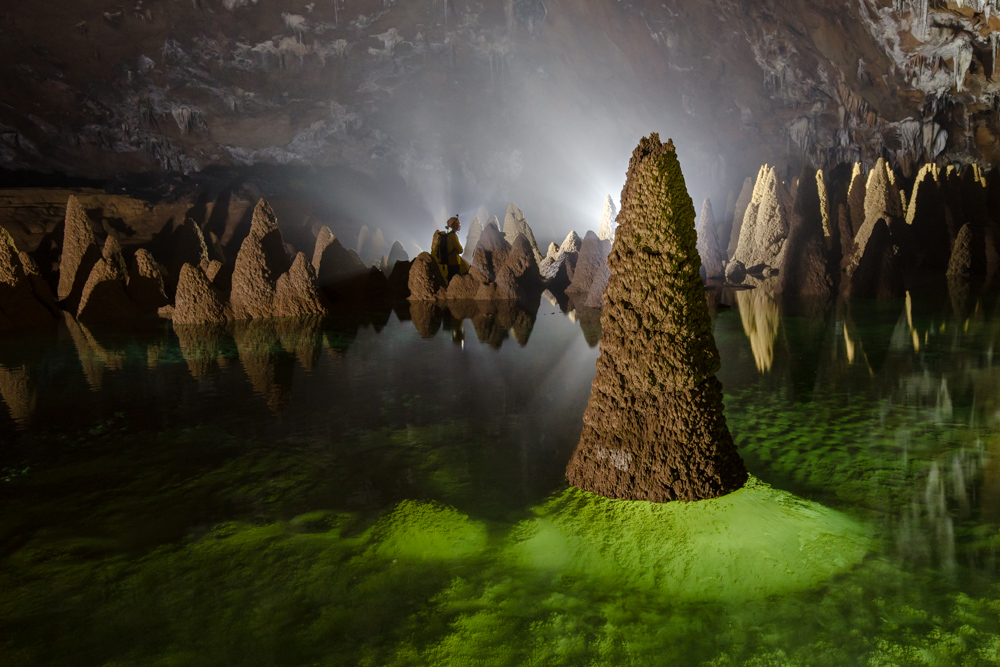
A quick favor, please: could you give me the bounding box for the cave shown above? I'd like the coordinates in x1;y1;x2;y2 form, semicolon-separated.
2;0;1000;662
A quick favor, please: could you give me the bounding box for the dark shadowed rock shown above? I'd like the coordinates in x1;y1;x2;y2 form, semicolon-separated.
583;260;610;308
165;217;210;295
566;133;747;503
0;228;57;329
847;162;867;241
725;259;746;284
386;259;412;300
77;237;141;322
565;230;610;294
230;200;293;320
57;195;102;312
778;166;834;299
273;252;330;317
946;223;986;281
727;175;754;259
906;164;950;271
312;226;334;271
126;248;169;312
315;233;368;302
407;252;448;301
843;218;904;299
697;198;726;278
18;251;59;317
173;262;230;325
387;240;409;272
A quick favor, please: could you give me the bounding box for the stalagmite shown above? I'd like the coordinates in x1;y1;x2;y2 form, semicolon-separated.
57;195;102;311
847;162;866;241
173;262;230;325
778;166;833;298
727;176;755;259
732;165;792;270
77;236;141;321
462;216;484;263
230;200;290;319
502;203;543;262
597;194;617;242
696;198;726;278
565;230;610;296
907;164;950;270
565;134;747;503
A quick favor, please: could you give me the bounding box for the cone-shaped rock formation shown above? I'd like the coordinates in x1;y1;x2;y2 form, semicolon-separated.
597;194;617;242
697;198;726;278
57;195;102;312
565;134;747;503
732;165;791;271
502;203;542;263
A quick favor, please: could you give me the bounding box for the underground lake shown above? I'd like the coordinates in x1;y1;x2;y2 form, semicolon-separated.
1;284;998;666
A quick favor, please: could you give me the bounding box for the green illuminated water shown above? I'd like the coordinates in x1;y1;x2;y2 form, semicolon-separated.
2;289;1000;665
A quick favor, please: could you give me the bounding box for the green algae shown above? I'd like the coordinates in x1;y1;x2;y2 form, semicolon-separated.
508;478;869;602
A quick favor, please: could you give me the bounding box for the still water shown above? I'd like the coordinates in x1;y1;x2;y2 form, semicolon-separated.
1;286;998;665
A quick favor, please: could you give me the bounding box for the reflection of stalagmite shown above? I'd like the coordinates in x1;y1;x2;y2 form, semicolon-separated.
0;363;35;426
275;316;324;370
232;321;295;412
409;301;442;338
62;312;125;390
736;285;781;372
566;134;747;502
174;323;229;378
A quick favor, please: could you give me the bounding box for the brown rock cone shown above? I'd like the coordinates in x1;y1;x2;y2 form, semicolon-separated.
566;134;747;503
173;262;230;325
230;200;292;320
126;248;170;312
407;252;448;301
77;237;142;322
273;252;330;317
57;195;102;312
0;228;57;329
565;230;610;294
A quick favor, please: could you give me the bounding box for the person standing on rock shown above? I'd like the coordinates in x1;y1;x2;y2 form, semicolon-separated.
433;216;470;281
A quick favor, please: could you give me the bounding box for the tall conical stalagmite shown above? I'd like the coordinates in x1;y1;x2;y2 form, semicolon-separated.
565;134;747;503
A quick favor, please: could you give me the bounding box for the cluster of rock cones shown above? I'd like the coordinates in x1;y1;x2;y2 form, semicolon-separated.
697;159;1000;299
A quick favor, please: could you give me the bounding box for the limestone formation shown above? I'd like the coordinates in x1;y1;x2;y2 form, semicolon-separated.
732;165;792;270
862;158;903;234
126;248;169;312
314;229;368;302
470;223;512;286
462;215;484;263
502;203;543;262
357;224;370;259
842;218;904;299
597;194;617;242
273;253;330;317
847;162;867;241
230;200;293;319
407;252;448;300
778;166;833;298
17;251;59;317
0;228;57;329
815;169;833;249
172;262;230;325
57;195;102;312
945;223;985;281
727;176;755;259
365;228;389;266
724;259;746;284
386;259;412;300
583;261;609;308
696;198;726;278
489;233;542;301
560;230;583;254
565;230;610;295
165;217;210;294
77;237;140;321
312;226;334;271
906;164;950;270
386;240;408;272
565;134;747;503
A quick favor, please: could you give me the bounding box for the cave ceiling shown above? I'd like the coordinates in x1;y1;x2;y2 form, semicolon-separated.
1;0;999;229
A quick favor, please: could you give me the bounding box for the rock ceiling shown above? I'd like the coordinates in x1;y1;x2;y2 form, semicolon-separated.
1;0;999;228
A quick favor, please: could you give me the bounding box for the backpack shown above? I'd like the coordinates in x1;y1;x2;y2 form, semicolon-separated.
431;230;450;265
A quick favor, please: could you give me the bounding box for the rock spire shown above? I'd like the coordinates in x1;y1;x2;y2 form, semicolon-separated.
565;134;747;503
